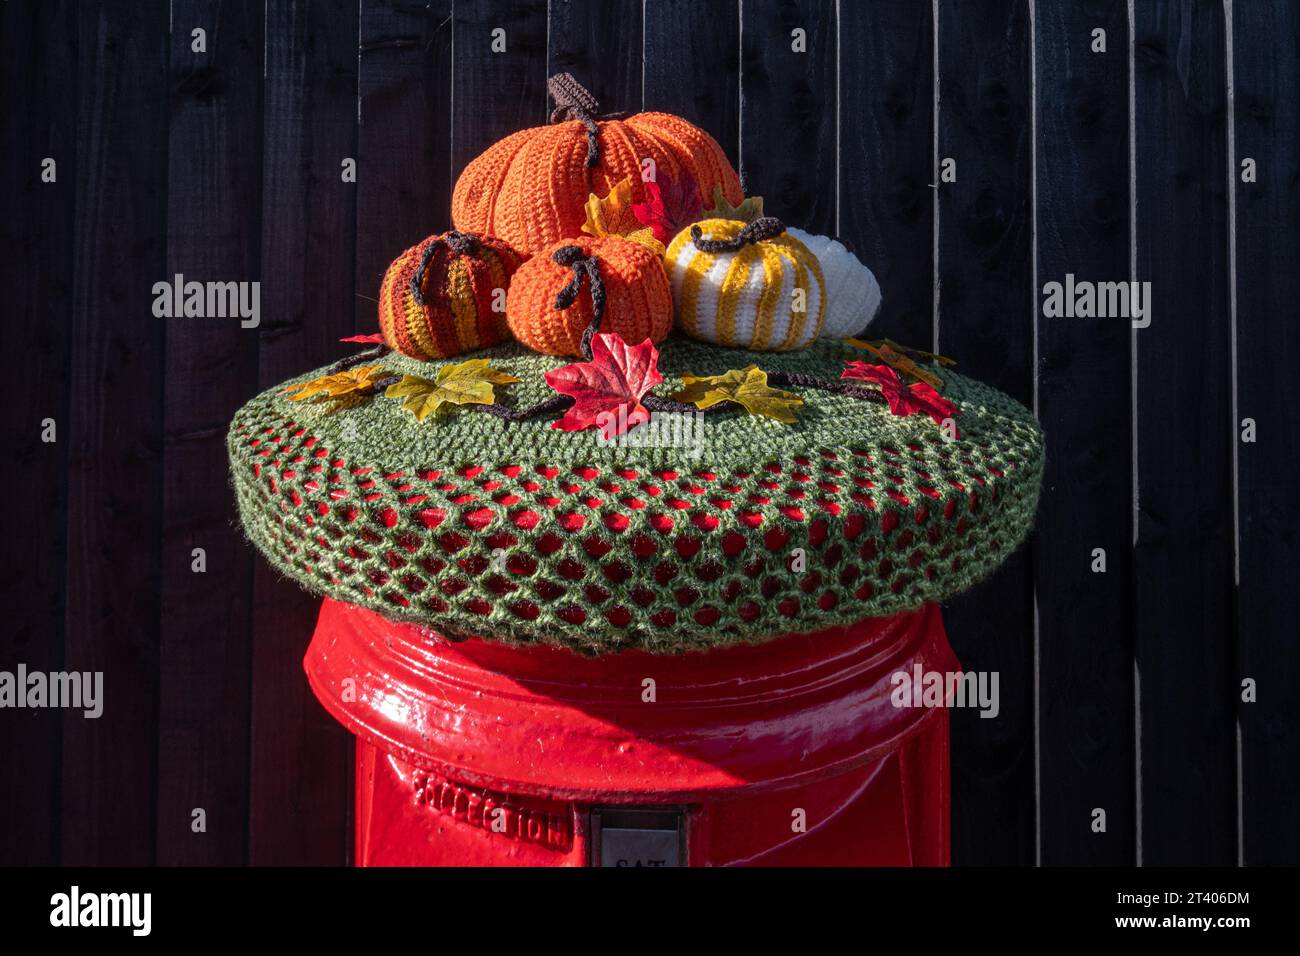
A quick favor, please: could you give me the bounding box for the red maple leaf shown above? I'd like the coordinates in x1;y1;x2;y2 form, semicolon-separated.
544;333;663;437
842;361;960;431
632;171;704;245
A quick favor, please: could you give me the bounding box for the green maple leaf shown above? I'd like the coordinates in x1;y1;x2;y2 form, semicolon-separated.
674;365;803;424
384;359;519;422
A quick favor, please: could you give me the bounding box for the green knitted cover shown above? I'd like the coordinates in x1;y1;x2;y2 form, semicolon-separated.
228;337;1043;654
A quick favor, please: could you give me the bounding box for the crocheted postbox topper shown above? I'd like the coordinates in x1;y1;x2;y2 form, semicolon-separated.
229;335;1043;655
232;74;1042;655
452;74;743;257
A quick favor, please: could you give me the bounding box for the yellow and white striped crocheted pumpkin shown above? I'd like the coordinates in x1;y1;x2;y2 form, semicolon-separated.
664;217;825;351
785;227;882;339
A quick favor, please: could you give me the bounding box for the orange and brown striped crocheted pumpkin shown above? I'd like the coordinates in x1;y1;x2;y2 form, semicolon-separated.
452;74;743;257
378;230;525;360
506;236;673;357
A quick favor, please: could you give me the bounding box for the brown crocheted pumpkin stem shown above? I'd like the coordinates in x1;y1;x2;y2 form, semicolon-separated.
443;230;481;256
410;230;482;306
551;245;607;360
548;72;600;117
548;72;603;169
690;216;787;253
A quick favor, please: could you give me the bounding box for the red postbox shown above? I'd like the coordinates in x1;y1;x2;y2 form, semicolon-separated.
230;69;1043;867
305;597;959;866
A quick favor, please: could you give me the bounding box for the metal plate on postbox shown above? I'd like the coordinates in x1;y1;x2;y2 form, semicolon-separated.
590;807;685;867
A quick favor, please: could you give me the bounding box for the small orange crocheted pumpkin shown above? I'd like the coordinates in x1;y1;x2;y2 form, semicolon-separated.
378;230;525;360
506;237;673;357
452;73;743;256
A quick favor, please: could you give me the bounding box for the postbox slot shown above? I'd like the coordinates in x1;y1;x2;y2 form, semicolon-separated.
590;807;686;867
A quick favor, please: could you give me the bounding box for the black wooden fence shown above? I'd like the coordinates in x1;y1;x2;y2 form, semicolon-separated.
2;0;1296;866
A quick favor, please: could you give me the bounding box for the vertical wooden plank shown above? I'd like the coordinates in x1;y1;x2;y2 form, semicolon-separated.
643;0;740;158
547;0;643;113
1230;0;1300;866
1033;0;1135;865
739;0;837;232
354;0;457;862
62;0;169;865
837;1;934;343
250;0;359;866
0;0;77;866
355;0;453;333
1132;0;1234;864
156;0;262;865
935;0;1036;866
451;0;548;177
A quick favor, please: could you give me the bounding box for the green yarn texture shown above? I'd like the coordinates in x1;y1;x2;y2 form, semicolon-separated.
228;337;1044;654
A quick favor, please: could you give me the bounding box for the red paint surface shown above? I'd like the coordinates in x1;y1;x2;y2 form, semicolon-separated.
305;598;959;866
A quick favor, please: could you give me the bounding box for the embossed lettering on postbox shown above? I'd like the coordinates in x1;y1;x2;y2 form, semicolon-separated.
413;773;573;852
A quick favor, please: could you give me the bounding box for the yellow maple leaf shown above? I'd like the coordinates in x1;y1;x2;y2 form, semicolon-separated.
674;365;803;424
622;230;667;255
581;176;665;254
706;185;765;223
384;358;519;422
285;365;386;401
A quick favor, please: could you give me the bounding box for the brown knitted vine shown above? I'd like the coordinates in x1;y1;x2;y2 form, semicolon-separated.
329;343;390;374
768;370;889;406
474;394;573;422
551;244;607;360
411;230;481;306
690;216;787;252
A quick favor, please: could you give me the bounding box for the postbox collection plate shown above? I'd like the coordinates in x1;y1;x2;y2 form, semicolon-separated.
590;808;686;867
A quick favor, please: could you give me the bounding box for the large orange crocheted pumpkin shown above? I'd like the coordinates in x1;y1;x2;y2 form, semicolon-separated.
452;74;743;256
378;230;525;360
506;236;673;357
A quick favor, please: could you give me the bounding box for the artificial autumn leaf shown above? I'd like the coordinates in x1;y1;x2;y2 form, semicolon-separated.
384;359;520;422
705;185;765;224
847;337;958;367
674;365;803;424
884;338;956;367
846;338;947;389
285;365;386;401
842;361;960;431
632;171;704;245
339;333;386;344
544;332;663;437
581;176;665;254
